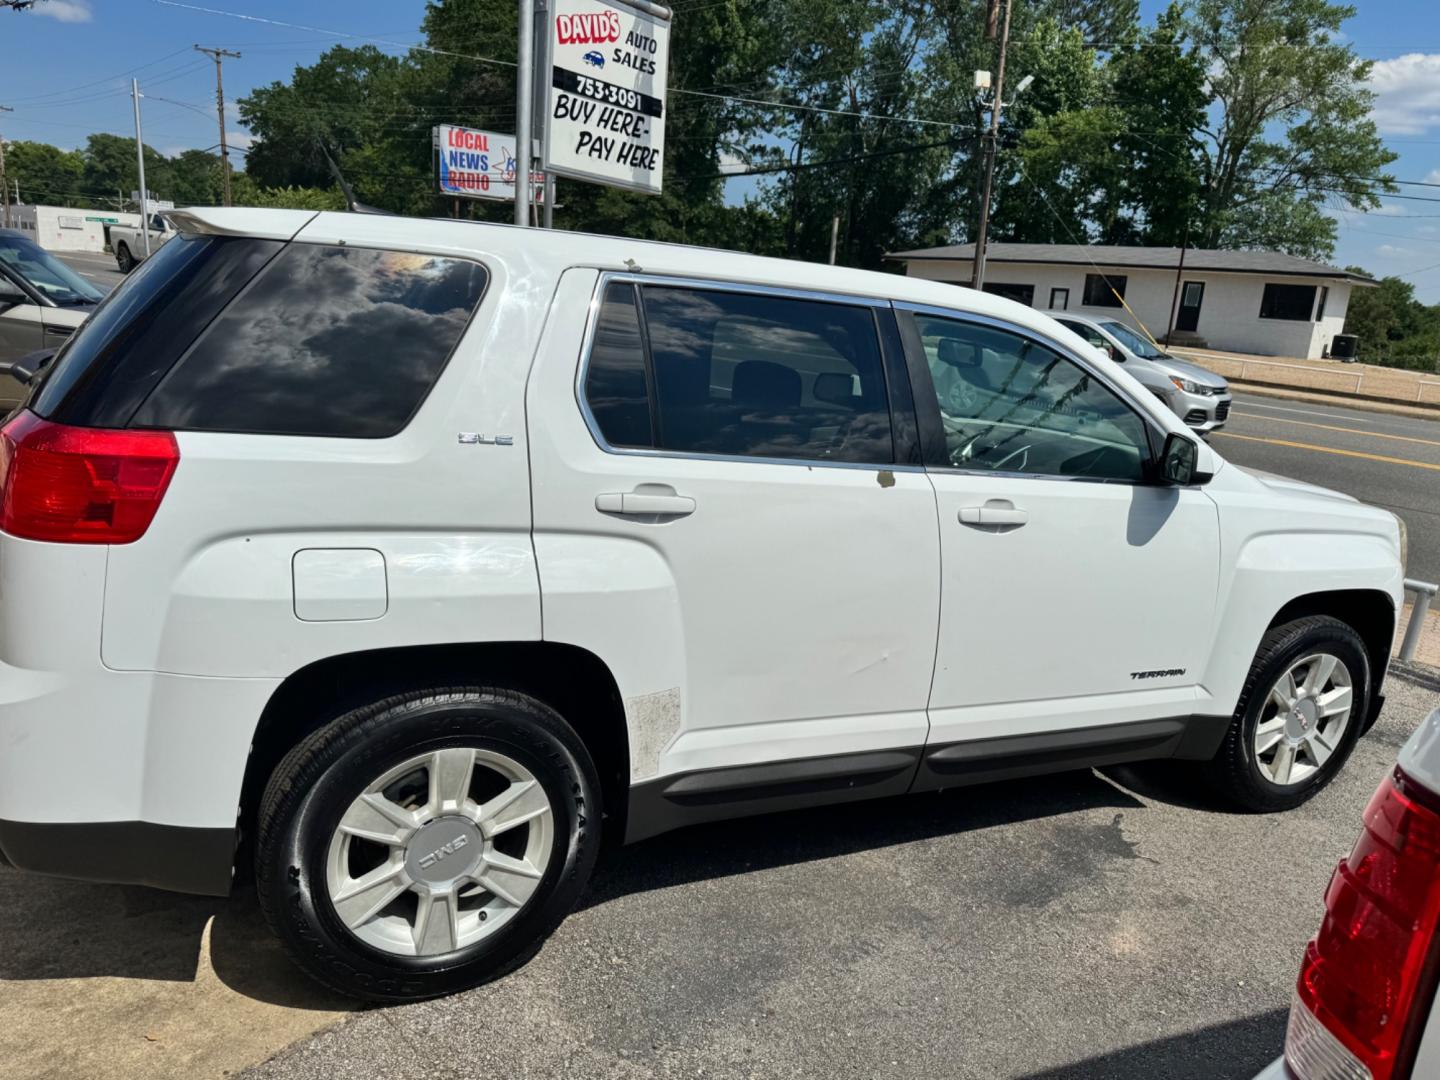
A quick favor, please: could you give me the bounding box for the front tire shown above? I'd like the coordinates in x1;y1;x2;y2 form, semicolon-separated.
1207;616;1370;812
255;687;601;1003
115;243;134;273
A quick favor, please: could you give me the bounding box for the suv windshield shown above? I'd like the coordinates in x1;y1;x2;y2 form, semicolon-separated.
0;233;105;305
1100;320;1164;359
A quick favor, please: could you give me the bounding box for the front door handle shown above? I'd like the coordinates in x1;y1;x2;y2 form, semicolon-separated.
596;490;696;516
959;501;1028;527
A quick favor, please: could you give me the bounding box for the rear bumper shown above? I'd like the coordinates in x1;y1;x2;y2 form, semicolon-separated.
0;659;277;896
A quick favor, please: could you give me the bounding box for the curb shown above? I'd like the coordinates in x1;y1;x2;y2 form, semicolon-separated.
1391;659;1440;694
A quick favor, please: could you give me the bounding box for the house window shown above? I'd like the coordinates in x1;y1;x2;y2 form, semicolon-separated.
1259;283;1318;321
1083;273;1126;308
1316;286;1329;321
1049;287;1069;310
982;282;1035;306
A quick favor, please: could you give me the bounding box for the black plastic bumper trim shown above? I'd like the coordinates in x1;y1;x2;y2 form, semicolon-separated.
0;819;235;896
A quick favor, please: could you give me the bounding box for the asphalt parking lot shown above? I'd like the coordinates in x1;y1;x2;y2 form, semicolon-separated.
4;673;1434;1080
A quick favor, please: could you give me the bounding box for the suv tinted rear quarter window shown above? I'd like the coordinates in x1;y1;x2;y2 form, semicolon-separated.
132;244;488;438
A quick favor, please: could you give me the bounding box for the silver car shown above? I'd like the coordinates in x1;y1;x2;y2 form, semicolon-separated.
1046;310;1233;433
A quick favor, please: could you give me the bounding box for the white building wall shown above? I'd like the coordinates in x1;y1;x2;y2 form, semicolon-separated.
902;259;1352;360
27;206;140;253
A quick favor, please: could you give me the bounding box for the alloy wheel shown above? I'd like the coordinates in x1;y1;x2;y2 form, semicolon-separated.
1253;652;1354;787
323;747;555;957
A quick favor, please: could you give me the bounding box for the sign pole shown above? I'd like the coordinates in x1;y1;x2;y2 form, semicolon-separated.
131;79;151;258
515;0;535;227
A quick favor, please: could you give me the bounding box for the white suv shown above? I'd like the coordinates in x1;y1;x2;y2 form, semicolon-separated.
0;208;1407;1002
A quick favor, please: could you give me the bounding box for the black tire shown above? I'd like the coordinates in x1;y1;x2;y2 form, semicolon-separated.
115;243;133;273
255;687;601;1003
1206;615;1370;812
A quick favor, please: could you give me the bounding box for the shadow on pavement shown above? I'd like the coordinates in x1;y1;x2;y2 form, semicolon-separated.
1018;1007;1288;1080
582;767;1154;910
0;764;1199;1009
0;867;349;1011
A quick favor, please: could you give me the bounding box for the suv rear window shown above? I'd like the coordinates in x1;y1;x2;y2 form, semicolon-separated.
132;244;487;438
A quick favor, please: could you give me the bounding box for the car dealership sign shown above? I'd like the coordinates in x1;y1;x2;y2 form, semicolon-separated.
542;0;671;195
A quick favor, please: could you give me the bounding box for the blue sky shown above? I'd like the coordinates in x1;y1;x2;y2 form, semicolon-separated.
3;0;1440;300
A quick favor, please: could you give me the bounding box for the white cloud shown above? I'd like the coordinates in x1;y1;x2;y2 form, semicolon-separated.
1368;53;1440;135
33;0;92;22
226;129;254;150
1426;169;1440;184
1377;243;1414;256
1369;202;1410;216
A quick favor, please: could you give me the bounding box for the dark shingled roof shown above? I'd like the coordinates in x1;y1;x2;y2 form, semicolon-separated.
884;242;1373;283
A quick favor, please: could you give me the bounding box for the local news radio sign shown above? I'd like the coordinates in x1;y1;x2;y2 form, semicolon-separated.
542;0;670;196
434;125;546;203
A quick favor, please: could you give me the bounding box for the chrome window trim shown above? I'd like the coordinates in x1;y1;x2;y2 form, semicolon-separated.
572;270;923;473
892;300;1169;486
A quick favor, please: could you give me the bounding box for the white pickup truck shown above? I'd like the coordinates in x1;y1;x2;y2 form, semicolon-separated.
109;212;175;272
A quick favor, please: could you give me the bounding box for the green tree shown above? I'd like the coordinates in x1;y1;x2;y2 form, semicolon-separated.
1186;0;1396;258
1342;269;1440;367
3;140;87;206
79;133;171;208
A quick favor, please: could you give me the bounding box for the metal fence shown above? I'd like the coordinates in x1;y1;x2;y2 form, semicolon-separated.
1401;578;1439;664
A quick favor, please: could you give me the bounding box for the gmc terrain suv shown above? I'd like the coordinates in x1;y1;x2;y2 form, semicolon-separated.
0;208;1407;1002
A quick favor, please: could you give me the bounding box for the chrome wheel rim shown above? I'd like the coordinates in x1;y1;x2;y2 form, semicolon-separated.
324;747;555;957
1254;652;1354;786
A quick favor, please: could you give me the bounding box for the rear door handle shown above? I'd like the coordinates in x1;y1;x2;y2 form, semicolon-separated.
596;491;696;516
959;502;1028;527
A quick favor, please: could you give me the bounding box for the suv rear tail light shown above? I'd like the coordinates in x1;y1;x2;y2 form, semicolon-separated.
0;410;178;544
1287;766;1440;1080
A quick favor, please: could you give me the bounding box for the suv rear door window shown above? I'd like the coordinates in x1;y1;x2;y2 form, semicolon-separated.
132;244;487;438
581;283;892;466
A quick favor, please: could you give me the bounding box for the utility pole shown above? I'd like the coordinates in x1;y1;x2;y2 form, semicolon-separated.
131;79;151;257
514;0;535;227
0;104;12;229
970;0;1011;291
195;46;241;206
1164;221;1190;346
829;213;840;265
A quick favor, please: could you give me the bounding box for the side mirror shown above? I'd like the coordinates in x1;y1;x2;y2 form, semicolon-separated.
0;280;27;307
0;347;58;386
1107;344;1122;362
1156;431;1210;486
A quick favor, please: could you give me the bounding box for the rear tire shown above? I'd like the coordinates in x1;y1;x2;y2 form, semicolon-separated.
254;687;601;1003
1206;616;1370;812
115;243;134;273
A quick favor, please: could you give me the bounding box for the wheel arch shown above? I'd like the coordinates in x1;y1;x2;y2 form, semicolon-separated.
1266;588;1397;727
236;641;631;873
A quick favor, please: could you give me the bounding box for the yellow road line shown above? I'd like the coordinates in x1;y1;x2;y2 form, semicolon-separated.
1232;410;1440;449
1212;431;1440;471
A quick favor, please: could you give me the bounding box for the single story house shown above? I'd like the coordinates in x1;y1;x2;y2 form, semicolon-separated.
8;204;143;254
885;242;1375;360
